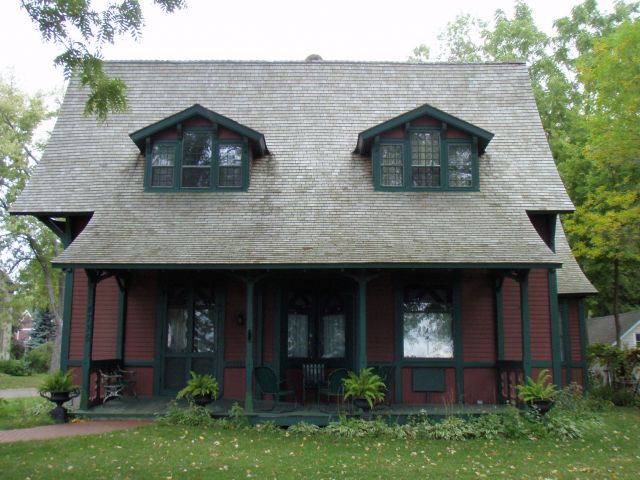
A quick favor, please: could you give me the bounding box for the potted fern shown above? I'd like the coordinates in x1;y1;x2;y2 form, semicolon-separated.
39;370;80;423
342;368;386;412
176;371;219;406
516;369;558;415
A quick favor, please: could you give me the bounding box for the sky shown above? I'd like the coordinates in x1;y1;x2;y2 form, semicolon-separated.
0;0;615;97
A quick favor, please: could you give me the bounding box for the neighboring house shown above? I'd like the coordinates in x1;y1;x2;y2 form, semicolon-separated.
15;311;34;345
10;60;596;412
588;310;640;350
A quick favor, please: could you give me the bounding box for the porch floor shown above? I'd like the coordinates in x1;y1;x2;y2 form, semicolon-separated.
74;397;509;426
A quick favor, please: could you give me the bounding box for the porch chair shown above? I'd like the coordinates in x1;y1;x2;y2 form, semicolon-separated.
302;363;325;404
318;368;348;411
254;366;297;411
98;369;125;404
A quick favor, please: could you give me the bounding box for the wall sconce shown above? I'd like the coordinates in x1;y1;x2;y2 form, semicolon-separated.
236;313;245;326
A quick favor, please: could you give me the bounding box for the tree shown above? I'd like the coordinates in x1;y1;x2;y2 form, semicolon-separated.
20;0;186;122
435;13;486;62
0;78;62;367
25;307;55;350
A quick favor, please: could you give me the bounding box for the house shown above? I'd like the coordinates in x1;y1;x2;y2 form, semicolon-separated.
14;311;34;345
10;60;596;413
588;310;640;350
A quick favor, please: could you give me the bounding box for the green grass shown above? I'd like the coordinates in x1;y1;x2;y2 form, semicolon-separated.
0;373;47;390
0;408;638;479
0;397;54;430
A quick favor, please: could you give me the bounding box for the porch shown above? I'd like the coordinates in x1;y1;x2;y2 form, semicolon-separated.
74;397;510;426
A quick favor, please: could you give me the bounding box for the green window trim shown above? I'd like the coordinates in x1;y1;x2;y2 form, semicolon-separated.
144;127;250;192
372;128;479;192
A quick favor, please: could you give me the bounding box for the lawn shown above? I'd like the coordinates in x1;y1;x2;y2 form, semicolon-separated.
0;373;48;390
0;408;638;479
0;397;54;430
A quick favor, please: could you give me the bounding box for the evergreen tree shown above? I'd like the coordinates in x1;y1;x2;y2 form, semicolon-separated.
25;308;55;350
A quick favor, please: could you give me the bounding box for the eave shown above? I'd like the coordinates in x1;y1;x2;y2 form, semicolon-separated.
355;103;494;156
129;104;269;156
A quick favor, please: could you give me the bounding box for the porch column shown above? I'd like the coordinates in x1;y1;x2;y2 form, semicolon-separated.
453;271;464;403
115;274;128;361
518;270;532;379
80;270;98;410
244;278;255;413
59;268;74;373
356;276;368;372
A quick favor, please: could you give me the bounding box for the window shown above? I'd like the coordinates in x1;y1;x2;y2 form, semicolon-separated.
286;292;346;361
402;286;453;358
374;129;477;191
147;128;247;191
636;333;640;347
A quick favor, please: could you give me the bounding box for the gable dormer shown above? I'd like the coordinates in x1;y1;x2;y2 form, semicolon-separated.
130;104;268;192
355;104;493;191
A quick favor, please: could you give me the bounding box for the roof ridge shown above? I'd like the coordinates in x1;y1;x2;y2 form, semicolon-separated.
101;59;527;66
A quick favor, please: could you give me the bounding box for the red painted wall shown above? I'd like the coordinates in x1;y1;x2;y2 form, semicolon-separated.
464;369;497;404
529;269;551;360
224;368;245;399
224;280;246;362
502;277;522;360
367;274;395;362
462;270;495;362
124;271;157;361
128;367;153;396
402;368;456;404
568;299;582;361
69;270;87;361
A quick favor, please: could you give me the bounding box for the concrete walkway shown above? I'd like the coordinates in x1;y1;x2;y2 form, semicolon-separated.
0;420;151;443
0;388;38;398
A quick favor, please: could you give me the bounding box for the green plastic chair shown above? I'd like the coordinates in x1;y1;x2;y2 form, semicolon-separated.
254;366;296;411
318;368;348;410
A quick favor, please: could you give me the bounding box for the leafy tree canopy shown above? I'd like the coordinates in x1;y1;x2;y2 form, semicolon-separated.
20;0;186;122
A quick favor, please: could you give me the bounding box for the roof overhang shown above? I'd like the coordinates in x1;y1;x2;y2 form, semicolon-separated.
355;103;494;156
129;104;269;156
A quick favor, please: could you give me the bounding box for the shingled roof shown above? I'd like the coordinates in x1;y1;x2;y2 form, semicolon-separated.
555;218;597;295
13;60;579;272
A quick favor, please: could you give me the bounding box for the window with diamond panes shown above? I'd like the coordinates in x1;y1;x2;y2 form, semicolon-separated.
448;144;472;187
151;144;176;187
219;145;243;187
380;144;404;187
182;131;213;188
411;131;440;187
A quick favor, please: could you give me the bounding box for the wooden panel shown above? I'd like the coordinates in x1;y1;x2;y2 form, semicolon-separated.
568;299;582;361
462;271;495;362
412;368;445;392
224;280;246;362
502;277;522;360
223;368;245;399
128;367;153;397
69;270;87;360
124;271;157;361
529;269;551;360
572;368;583;387
367;275;394;362
463;369;497;404
92;276;119;360
402;367;456;404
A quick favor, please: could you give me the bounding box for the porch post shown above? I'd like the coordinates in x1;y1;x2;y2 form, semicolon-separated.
518;270;532;379
357;276;368;372
115;274;128;361
453;271;464;404
244;277;255;413
80;270;98;410
59;269;74;373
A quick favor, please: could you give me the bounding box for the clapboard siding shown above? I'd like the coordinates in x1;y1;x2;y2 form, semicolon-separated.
462;270;495;362
124;271;157;361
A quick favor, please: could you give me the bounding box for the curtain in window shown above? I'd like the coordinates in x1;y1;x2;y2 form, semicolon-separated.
167;307;188;353
321;314;345;358
287;314;309;358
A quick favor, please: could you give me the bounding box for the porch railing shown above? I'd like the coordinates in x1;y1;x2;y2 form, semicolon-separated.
496;360;524;404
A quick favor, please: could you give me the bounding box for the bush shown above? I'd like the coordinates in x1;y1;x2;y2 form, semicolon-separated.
24;342;52;373
287;421;321;435
10;338;25;360
157;401;215;427
0;359;30;376
589;384;638;407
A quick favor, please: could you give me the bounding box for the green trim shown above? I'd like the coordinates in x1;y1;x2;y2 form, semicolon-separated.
80;271;97;410
244;279;255;413
453;271;464;403
519;270;532;379
494;275;505;361
129;103;268;156
115;275;128;360
549;269;562;387
273;283;282;379
531;360;552;368
356;103;494;155
393;282;403;403
357;278;368;372
578;299;588;389
256;286;263;366
60;268;74;373
152;278;165;396
560;299;572;383
52;261;563;271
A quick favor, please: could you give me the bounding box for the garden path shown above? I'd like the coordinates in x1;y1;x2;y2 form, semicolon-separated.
0;420;150;443
0;388;38;398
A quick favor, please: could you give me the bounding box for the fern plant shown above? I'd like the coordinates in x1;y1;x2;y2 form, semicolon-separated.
176;371;219;401
516;369;558;403
342;368;386;409
39;370;77;394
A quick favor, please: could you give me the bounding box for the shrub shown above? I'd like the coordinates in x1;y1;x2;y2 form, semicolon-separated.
467;413;506;439
324;417;393;438
157;401;215;427
288;421;321;435
176;371;219;401
255;421;280;433
24;342;52;373
342;368;386;409
10;338;25;360
0;359;30;376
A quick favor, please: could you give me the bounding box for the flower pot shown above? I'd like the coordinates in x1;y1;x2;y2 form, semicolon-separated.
353;397;372;412
532;399;554;415
192;395;214;407
40;389;79;424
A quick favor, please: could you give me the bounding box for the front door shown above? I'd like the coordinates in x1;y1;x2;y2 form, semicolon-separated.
161;283;222;394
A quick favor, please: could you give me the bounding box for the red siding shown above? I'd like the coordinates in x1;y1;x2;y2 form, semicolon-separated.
92;276;119;360
572;368;584;387
224;281;246;362
69;270;87;360
463;369;497;404
529;269;551;360
223;368;245;399
128;367;153;396
568;299;582;361
261;285;275;364
462;271;495;362
502;277;522;360
367;275;394;362
381;126;404;139
219;126;242;139
402;368;456;404
412;116;439;127
447;126;470;139
124;271;157;361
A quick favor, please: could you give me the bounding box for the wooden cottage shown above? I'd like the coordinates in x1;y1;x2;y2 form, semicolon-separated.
11;60;596;413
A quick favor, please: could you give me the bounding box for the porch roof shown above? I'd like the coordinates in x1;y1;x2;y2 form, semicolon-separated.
13;61;574;270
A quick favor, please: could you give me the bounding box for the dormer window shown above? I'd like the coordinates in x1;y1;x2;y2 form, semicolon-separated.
356;103;493;192
130;104;268;192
